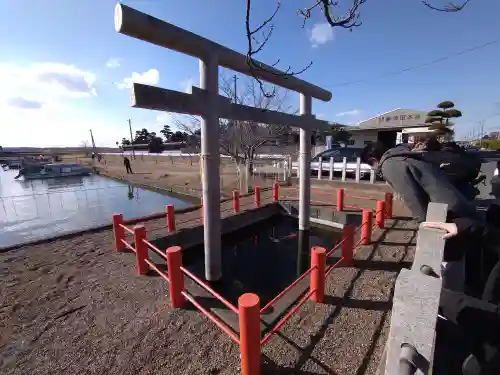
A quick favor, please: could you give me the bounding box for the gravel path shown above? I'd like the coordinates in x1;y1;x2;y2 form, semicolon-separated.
1;191;415;375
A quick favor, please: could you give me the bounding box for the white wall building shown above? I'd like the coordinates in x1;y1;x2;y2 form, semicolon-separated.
344;108;435;149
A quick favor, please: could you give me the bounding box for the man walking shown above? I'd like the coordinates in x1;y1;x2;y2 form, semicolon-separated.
123;156;133;174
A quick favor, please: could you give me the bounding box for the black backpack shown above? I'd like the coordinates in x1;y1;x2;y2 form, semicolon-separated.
421;149;482;184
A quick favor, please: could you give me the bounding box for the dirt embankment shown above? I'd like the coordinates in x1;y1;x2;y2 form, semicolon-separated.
65;154;284;198
66;154;403;205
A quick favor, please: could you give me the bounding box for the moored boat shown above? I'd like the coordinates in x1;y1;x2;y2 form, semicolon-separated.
15;163;91;180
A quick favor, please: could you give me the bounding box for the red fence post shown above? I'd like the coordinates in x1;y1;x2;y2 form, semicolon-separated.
361;209;372;245
272;182;279;202
310;246;326;303
112;213;125;252
166;246;185;308
337;188;344;211
254;186;261;208
384;192;393;219
376;200;385;228
133;225;149;275
239;293;261;375
341;224;354;266
233;190;240;213
166;204;176;233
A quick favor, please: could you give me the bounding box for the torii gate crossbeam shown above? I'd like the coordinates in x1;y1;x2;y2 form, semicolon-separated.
115;3;333;281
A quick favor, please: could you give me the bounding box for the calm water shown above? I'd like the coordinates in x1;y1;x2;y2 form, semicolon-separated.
0;169;193;248
184;215;341;306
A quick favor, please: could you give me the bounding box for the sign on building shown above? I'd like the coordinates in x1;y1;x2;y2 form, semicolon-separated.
357;109;428;130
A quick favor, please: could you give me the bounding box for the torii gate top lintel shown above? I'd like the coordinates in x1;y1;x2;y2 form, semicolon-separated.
114;3;332;103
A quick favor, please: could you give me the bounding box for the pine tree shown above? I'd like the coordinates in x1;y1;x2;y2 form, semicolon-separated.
425;101;462;137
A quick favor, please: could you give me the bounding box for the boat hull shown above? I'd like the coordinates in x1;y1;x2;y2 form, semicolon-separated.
23;171;91;180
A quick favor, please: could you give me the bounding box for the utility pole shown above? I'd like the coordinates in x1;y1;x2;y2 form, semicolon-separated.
477;120;485;148
89;129;96;153
128;118;136;159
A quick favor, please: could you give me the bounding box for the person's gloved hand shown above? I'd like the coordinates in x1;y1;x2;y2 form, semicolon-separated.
422;221;459;239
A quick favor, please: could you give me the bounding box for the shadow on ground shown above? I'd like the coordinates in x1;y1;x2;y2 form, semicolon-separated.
262;218;417;375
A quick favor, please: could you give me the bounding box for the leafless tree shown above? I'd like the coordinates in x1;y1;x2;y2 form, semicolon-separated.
245;0;472;95
80;140;90;156
174;74;295;191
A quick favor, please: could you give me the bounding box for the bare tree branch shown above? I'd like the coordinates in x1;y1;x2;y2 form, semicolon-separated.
244;0;472;98
174;74;295;168
298;0;322;27
301;0;366;30
245;0;313;98
422;0;471;12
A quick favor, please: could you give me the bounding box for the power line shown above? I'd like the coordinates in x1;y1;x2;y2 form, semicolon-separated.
331;38;500;87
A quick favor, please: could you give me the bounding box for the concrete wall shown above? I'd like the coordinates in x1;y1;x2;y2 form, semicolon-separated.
380;202;448;375
348;130;379;148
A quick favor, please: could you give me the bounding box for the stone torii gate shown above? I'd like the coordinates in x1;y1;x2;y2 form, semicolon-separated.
114;3;333;281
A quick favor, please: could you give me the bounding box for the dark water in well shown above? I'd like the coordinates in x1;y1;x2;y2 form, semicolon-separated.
185;215;342;307
0;169;193;248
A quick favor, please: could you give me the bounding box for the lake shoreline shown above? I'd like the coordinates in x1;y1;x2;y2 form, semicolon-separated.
96;168;204;203
73;153;272;200
0;170;194;249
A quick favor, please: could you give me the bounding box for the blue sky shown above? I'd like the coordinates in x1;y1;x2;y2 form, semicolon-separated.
0;0;499;147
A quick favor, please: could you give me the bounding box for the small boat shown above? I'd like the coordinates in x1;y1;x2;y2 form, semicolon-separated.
15;163;91;180
6;162;22;169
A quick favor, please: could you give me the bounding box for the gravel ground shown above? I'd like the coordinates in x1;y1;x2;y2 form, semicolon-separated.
0;190;415;375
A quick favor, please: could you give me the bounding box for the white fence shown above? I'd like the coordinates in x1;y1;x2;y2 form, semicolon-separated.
102;152;380;185
294;156;378;184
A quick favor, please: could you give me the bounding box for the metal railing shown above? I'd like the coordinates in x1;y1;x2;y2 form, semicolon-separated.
277;185;393;218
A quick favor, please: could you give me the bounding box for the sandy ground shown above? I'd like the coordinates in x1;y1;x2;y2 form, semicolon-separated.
0;188;415;375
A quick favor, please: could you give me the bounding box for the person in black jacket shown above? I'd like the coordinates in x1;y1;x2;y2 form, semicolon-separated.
361;141;478;223
123;156;133;174
424;204;500;303
424;216;500;374
437;288;500;375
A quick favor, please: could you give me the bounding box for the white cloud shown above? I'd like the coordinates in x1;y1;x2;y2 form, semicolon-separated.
336;109;361;117
116;69;159;90
7;96;44;109
180;77;196;93
0;62;97;103
0;101;126;147
309;23;334;48
106;58;121;69
0;62;129;148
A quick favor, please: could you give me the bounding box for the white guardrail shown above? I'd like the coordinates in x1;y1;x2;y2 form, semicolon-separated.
377;202;448;375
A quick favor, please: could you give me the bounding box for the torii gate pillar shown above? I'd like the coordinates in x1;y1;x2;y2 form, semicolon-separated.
199;55;222;281
298;94;312;262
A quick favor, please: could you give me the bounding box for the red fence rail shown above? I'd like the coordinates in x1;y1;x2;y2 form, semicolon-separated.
274;184;394;220
110;184;390;375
